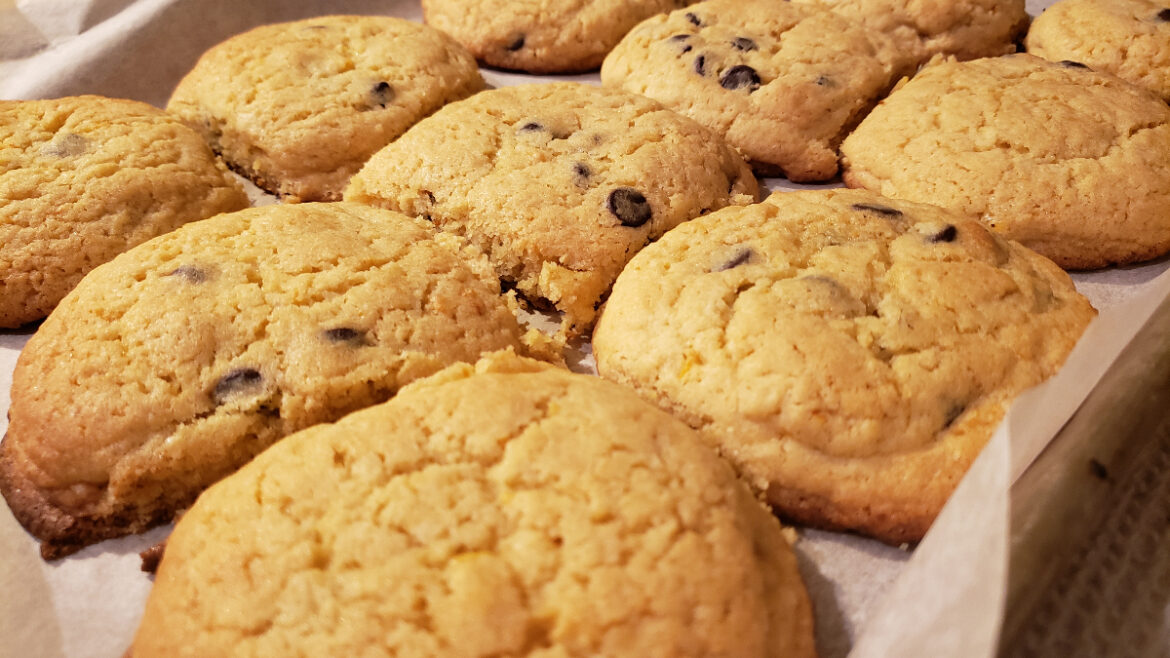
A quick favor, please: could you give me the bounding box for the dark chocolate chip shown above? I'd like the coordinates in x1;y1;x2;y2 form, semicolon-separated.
668;34;693;54
518;121;543;133
166;265;207;283
607;188;652;227
731;37;757;51
368;81;395;108
943;404;966;429
815;75;832;86
928;225;958;243
213;368;262;404
507;35;525;51
322;327;366;344
715;247;754;271
685;12;702;26
1089;458;1109;481
139;541;166;574
694;54;707;76
669;34;690;41
573;162;591;186
1159;8;1170;20
1060;60;1089;69
720;65;761;91
40;133;88;157
851;202;903;217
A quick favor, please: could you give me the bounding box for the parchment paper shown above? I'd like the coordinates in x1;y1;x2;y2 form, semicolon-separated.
2;1;1165;656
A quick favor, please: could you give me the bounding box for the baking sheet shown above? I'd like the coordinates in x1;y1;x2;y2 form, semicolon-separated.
3;0;1166;656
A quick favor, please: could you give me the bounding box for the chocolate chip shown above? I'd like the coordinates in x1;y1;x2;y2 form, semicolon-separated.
685;12;702;26
368;81;395;108
928;225;958;243
731;37;757;51
943;404;967;429
213;368;262;404
815;75;832;86
322;327;366;344
518;121;543;133
139;541;166;574
851;203;903;217
573;162;591;186
668;34;693;54
40;133;87;157
1059;60;1089;69
507;35;525;51
1089;458;1109;481
720;65;761;91
167;265;207;283
607;188;652;227
1159;8;1170;20
715;247;754;271
694;54;707;76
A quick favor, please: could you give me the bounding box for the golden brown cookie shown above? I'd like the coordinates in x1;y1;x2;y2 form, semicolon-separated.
0;202;527;559
167;15;483;201
1026;0;1170;102
0;95;248;328
421;0;699;73
601;0;913;180
129;351;817;658
345;82;758;334
593;189;1096;543
840;54;1170;269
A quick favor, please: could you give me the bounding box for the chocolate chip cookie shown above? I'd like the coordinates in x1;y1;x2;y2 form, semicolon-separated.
592;189;1096;543
0;95;248;328
130;351;816;658
1026;0;1170;102
344;82;759;334
0;202;528;559
601;0;914;180
421;0;698;73
841;54;1170;269
795;0;1029;64
167;15;483;201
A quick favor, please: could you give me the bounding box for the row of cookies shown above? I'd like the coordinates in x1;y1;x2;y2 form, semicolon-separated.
0;2;1157;654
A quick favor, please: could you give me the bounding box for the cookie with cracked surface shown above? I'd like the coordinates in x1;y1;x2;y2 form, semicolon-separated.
794;0;1029;64
129;351;816;658
167;15;483;202
1026;0;1170;102
600;0;913;181
592;189;1096;543
0;202;529;559
0;95;248;328
344;82;759;334
421;0;698;73
840;54;1170;269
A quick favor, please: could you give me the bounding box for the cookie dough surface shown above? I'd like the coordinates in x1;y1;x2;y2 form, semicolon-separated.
167;15;483;201
345;82;758;333
131;351;816;658
840;54;1170;269
601;0;912;181
0;202;526;559
422;0;697;73
1026;0;1170;101
592;189;1096;543
795;0;1029;64
0;95;248;328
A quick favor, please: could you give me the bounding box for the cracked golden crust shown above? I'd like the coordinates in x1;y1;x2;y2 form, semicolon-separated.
167;15;483;201
1026;0;1170;102
0;95;249;328
345;82;758;334
794;0;1029;64
601;0;913;182
0;203;526;558
130;351;816;658
592;189;1095;543
840;54;1170;269
422;0;698;73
